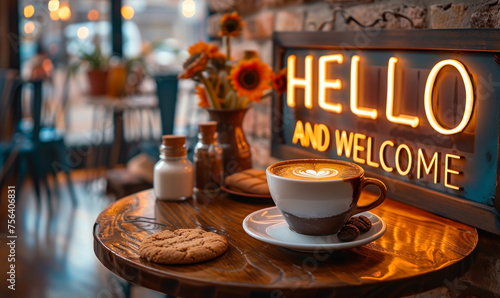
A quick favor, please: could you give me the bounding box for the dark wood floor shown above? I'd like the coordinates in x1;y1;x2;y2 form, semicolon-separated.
0;171;163;298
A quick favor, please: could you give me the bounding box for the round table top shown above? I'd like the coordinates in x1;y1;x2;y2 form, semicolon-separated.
93;189;478;297
84;94;158;110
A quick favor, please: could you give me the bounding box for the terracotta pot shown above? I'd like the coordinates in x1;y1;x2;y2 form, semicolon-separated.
206;108;252;177
87;70;108;96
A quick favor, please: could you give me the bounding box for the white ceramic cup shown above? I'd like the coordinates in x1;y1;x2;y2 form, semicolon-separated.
266;159;387;235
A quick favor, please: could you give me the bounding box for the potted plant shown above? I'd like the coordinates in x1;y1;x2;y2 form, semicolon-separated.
78;45;110;96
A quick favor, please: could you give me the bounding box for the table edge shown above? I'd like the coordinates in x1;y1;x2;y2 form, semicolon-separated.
92;190;479;297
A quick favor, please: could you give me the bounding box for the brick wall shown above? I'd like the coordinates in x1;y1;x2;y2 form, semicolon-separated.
208;0;500;170
208;0;500;297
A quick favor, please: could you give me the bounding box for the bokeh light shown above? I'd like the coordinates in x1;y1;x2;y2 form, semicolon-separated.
88;9;99;21
181;0;196;18
42;59;53;76
58;3;71;21
50;10;59;21
24;5;35;18
121;5;134;20
24;21;35;34
48;0;59;12
77;26;89;39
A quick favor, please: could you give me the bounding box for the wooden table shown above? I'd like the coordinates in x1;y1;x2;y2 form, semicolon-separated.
93;189;478;297
85;94;158;167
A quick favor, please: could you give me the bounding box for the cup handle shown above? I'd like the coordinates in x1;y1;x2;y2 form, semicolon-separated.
352;177;387;214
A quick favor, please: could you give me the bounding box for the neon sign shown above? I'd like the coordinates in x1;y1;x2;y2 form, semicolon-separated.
287;54;472;190
272;30;500;234
287;54;473;133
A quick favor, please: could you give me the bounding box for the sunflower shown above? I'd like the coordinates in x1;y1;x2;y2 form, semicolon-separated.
195;85;210;107
188;41;218;58
228;58;272;102
180;42;220;79
210;52;227;70
178;51;208;79
219;12;244;37
272;68;287;95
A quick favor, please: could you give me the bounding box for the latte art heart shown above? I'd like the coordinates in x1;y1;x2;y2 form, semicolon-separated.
269;161;362;181
292;168;339;179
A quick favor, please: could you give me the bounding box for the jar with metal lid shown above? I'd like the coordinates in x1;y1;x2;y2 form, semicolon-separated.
153;135;194;200
194;122;223;196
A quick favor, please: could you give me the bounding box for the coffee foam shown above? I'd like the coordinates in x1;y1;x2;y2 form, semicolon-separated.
269;160;361;181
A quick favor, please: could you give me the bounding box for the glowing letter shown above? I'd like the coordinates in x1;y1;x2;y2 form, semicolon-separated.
379;140;394;172
417;149;439;184
305;122;317;149
316;124;330;152
353;133;366;164
395;144;412;176
318;54;343;113
445;154;462;190
424;59;474;135
386;57;419;128
292;120;307;147
335;130;354;158
287;55;313;109
366;137;379;168
350;55;377;119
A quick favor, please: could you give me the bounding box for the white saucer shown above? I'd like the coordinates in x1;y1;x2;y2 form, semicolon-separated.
242;207;386;253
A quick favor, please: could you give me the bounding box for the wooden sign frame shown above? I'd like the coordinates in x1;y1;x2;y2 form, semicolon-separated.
271;29;500;234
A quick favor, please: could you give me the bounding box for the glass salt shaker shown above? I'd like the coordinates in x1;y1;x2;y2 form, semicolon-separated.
194;122;223;196
153;135;194;200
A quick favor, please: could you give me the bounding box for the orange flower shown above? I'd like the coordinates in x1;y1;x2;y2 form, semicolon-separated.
178;51;208;79
188;41;218;58
195;85;210;107
195;85;224;108
228;57;272;102
219;12;244;37
210;52;227;70
272;68;287;95
179;41;221;79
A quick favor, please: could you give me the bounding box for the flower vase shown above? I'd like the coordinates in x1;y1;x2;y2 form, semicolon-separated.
206;108;252;177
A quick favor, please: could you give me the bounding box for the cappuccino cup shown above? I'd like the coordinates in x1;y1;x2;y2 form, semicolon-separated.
266;159;387;235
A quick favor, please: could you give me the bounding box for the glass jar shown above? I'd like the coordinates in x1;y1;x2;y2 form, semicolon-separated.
153;135;194;200
194;122;223;195
107;57;127;98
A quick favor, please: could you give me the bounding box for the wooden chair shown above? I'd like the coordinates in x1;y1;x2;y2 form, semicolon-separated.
0;70;47;206
0;69;23;178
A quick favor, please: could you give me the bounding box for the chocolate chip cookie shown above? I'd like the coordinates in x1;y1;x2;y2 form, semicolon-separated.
139;229;228;264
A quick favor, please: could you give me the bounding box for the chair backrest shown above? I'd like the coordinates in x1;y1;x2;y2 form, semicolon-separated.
155;73;178;136
28;80;43;143
0;69;22;142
